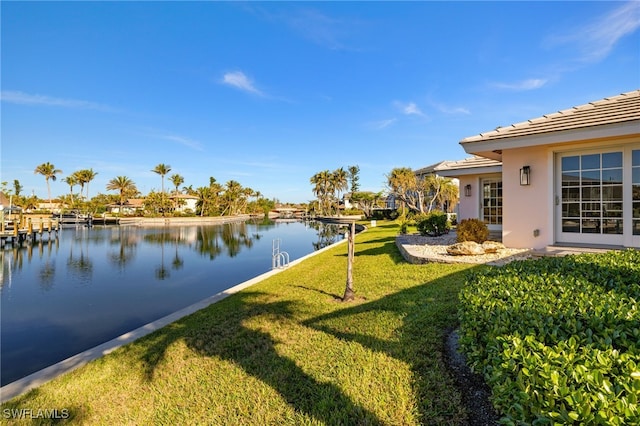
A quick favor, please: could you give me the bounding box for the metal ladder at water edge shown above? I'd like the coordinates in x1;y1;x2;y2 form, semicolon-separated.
272;239;290;269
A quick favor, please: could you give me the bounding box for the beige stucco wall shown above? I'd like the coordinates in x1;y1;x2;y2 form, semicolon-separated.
456;175;479;222
501;147;553;249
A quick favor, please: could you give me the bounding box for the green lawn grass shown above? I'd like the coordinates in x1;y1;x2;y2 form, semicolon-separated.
1;222;479;425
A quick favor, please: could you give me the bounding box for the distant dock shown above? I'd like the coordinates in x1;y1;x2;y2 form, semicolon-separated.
0;217;60;247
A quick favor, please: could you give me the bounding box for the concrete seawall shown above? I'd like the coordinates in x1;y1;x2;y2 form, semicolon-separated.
118;215;253;226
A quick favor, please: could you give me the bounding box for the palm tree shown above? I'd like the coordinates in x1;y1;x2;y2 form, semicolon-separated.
221;180;243;215
196;186;212;217
169;173;185;211
106;176;137;215
75;169;98;200
152;164;172;193
240;187;254;213
34;162;62;208
310;170;332;215
331;167;349;213
72;171;85;199
63;174;78;201
12;179;23;197
435;178;459;213
152;164;171;216
169;174;184;195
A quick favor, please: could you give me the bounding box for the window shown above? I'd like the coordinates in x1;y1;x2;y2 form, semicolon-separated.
633;150;640;235
482;179;502;225
561;151;623;234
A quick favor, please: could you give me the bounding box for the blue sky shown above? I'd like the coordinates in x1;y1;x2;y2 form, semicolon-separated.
2;1;639;204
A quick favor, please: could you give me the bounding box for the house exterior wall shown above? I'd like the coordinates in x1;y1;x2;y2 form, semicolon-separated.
457;175;479;221
179;198;198;212
172;196;198;213
501;136;640;249
501;147;552;249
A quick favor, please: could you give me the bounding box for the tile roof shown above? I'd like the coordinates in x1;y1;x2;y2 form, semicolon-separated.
461;89;640;144
413;156;502;178
414;161;448;175
433;156;502;171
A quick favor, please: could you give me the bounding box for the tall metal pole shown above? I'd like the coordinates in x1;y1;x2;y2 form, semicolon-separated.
342;221;355;301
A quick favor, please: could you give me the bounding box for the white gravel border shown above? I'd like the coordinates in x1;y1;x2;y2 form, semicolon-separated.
396;232;533;266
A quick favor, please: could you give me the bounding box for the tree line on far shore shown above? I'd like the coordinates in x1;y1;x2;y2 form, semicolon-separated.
5;161;460;220
308;165;459;218
2;162;276;217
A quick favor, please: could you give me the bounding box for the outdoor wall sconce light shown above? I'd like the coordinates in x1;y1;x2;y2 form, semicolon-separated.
520;166;531;186
464;184;472;197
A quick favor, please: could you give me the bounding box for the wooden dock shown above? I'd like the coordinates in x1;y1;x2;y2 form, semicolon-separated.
0;217;60;247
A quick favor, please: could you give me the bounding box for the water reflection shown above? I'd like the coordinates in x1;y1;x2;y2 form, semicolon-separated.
308;221;344;251
108;227;138;270
1;220;347;385
67;238;93;287
0;219;346;289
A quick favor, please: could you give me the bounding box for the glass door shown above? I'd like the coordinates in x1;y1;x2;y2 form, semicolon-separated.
557;150;624;245
632;149;640;246
481;178;502;231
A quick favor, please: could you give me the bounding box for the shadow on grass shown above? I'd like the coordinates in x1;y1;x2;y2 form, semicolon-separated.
334;234;407;264
292;284;342;300
140;291;385;425
302;266;484;425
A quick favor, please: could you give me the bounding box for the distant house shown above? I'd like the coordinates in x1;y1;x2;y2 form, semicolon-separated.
342;193;360;210
37;199;64;213
431;156;502;225
107;198;145;215
380;194;396;211
170;194;198;213
437;90;640;249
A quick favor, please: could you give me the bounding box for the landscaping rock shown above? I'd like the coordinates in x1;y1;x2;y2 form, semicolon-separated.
447;241;485;256
481;241;505;253
396;232;532;266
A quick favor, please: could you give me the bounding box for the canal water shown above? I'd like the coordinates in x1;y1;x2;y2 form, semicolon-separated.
0;219;345;386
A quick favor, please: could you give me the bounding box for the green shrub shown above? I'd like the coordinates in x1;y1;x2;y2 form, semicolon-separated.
456;218;489;243
415;211;450;236
399;220;408;235
458;250;640;425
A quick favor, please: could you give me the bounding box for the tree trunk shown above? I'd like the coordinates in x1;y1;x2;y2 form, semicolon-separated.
342;221;356;302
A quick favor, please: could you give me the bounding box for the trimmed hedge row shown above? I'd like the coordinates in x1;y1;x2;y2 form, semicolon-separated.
458;250;640;425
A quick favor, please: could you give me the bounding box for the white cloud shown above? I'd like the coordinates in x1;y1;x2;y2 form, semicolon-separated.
491;78;548;91
436;104;471;115
221;71;264;96
287;9;348;50
158;134;204;151
548;1;640;63
404;102;423;116
1;90;113;111
368;118;397;130
245;5;366;51
394;101;426;117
